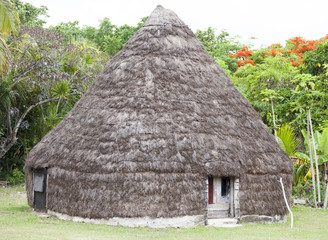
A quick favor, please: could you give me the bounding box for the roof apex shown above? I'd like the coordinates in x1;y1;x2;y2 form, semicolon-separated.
144;5;186;26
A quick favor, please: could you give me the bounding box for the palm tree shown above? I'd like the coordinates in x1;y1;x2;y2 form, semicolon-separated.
0;0;20;77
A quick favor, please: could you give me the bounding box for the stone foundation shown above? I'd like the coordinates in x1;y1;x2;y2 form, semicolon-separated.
240;215;287;224
48;210;205;228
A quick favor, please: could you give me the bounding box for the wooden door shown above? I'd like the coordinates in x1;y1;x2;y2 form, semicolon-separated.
33;168;47;212
208;176;213;204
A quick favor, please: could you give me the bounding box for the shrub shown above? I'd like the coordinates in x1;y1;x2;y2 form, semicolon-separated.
293;180;327;203
8;168;25;185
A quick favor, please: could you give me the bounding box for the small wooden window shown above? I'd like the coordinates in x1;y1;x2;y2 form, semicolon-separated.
33;173;45;192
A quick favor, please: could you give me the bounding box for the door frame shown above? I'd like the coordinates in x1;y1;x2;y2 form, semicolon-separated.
207;176;238;218
33;168;47;212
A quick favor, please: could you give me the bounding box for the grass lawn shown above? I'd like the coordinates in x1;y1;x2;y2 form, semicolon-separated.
1;186;328;240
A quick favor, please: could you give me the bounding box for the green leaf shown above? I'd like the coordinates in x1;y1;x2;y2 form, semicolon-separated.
313;130;321;152
0;0;20;38
319;128;328;155
318;154;328;165
295;164;308;180
295;152;310;162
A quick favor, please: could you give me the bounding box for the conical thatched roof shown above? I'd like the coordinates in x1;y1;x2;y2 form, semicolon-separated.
25;5;293;223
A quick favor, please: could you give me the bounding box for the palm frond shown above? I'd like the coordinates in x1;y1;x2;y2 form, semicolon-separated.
0;77;27;111
295;152;310;162
294;163;309;185
277;124;300;157
0;0;20;38
0;34;10;77
0;0;20;77
51;80;71;99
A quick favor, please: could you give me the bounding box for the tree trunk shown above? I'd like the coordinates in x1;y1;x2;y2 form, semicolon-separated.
308;110;321;203
307;110;317;208
0;139;16;160
0;97;59;161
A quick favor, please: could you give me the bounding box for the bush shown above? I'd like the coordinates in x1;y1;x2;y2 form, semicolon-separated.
8;168;25;185
293;180;327;203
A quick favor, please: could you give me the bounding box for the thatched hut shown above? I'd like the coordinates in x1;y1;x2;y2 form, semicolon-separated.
25;5;293;227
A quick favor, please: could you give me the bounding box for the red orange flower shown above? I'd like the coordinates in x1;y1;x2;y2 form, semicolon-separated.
306;45;315;51
246;59;255;66
227;34;328;68
237;59;245;67
291;58;303;67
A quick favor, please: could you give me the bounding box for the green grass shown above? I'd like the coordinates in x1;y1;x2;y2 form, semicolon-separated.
1;186;328;240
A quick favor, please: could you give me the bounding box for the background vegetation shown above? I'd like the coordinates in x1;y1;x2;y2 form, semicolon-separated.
0;0;327;204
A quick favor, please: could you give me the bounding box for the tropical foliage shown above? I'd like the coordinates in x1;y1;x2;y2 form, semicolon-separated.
11;0;48;27
0;1;151;180
226;33;328;205
49;17;147;55
293;129;328;185
0;2;108;179
0;0;20;77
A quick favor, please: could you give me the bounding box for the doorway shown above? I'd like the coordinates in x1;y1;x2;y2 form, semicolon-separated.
33;168;47;212
207;176;234;218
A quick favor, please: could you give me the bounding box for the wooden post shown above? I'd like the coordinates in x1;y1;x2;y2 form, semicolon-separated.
271;99;278;141
308;110;321;203
307;110;317;208
234;178;240;218
279;177;293;229
324;163;327;183
324;183;328;209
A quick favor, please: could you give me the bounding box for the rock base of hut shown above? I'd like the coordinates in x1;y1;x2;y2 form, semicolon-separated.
48;210;286;227
48;210;205;228
240;214;287;224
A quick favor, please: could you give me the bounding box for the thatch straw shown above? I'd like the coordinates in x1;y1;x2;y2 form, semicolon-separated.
25;5;293;220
